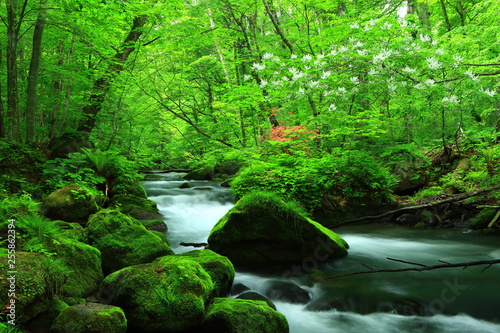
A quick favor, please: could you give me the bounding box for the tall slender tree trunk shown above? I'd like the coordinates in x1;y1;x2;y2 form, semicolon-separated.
5;0;27;142
262;0;294;54
77;15;148;134
25;2;48;143
439;0;452;32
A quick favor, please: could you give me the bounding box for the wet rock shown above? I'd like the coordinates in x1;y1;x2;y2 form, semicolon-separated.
141;219;167;232
264;280;311;304
396;213;418;226
237;291;277;310
97;259;213;332
44;184;101;223
230;283;250;295
469;208;497;229
208;192;348;266
110;194;162;219
86;209;173;273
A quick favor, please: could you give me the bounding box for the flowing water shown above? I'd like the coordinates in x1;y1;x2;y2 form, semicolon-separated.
143;173;500;333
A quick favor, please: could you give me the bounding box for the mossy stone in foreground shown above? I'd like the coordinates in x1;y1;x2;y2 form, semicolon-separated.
208;192;348;265
195;298;289;333
0;252;50;323
86;209;173;273
469;208;497;229
50;303;126;333
97;259;214;332
156;249;235;297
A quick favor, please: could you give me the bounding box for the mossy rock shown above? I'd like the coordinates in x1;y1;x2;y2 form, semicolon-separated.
141;219;167;232
53;221;86;242
183;168;213;181
50;303;127;333
236;291;277;310
97;259;214;332
469;208;498;229
193;298;289;333
110;194;162;219
44;184;101;223
0;252;51;323
156;249;235;297
48;237;104;297
207;192;348;265
86;209;173;273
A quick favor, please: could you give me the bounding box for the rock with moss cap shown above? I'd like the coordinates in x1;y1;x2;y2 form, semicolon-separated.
86;209;173;273
44;184;102;223
207;192;349;265
97;258;214;332
0;252;52;323
192;298;289;333
50;303;127;333
48;237;104;297
110;194;162;219
155;249;235;297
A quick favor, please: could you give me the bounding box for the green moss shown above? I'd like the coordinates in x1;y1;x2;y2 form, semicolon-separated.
44;184;101;222
110;194;162;219
50;303;127;333
469;208;498;229
197;298;289;333
98;259;214;332
0;252;50;323
48;237;104;297
208;192;348;265
86;209;173;273
141;219;167;232
156;249;235;297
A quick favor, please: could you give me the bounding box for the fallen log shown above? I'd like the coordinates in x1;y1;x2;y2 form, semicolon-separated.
179;242;208;248
328;187;500;228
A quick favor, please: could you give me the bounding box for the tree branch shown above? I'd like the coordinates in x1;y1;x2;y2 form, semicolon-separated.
325;258;500;279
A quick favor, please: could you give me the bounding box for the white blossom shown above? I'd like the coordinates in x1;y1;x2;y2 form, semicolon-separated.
414;83;424;90
424;79;435;87
338;87;347;94
373;50;392;64
368;68;379;75
420;34;431;42
426;56;441;70
465;70;479;81
304;65;311;70
339;46;349;53
353;41;364;49
250;62;266;71
323;90;334;96
479;87;497;97
399;19;408;27
388;84;397;92
382;22;393;30
402;66;416;74
291;54;298;59
350;22;360;29
259;79;268;88
357;49;368;56
302;54;313;62
243;74;251;81
308;80;320;88
321;71;332;79
435;48;445;55
317;54;325;60
442;95;460;103
330;49;338;56
328;104;337;111
350;76;359;84
271;80;282;86
262;52;274;60
297;87;305;95
282;76;290;81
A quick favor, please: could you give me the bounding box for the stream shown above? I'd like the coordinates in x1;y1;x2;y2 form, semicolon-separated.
143;172;500;333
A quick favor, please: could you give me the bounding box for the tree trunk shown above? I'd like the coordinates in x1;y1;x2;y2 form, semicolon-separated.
25;2;48;143
262;0;294;54
5;0;28;142
439;0;452;32
77;15;148;134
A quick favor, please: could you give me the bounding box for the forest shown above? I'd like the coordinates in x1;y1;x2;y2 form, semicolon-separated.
1;0;500;332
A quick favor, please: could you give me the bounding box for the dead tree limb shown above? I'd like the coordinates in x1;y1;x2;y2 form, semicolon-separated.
329;187;500;228
179;242;208;248
325;258;500;279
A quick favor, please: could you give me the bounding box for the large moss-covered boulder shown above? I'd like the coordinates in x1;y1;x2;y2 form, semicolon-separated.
155;249;235;297
194;298;289;333
86;209;173;273
50;303;127;333
97;259;214;332
0;252;51;323
110;194;162;219
44;184;101;223
469;208;498;229
207;192;348;265
49;237;103;297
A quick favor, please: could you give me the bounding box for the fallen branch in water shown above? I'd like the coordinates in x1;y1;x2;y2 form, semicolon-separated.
325;258;500;279
329;187;500;228
179;242;208;248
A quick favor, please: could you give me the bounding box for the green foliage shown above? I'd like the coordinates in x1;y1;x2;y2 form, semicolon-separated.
414;186;443;199
231;151;396;211
189;148;256;178
0;322;28;332
0;194;40;220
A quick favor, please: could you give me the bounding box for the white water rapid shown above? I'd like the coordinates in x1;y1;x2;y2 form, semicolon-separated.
143;173;500;333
